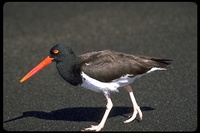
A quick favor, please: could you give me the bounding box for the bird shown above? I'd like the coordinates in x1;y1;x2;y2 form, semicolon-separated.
20;44;172;131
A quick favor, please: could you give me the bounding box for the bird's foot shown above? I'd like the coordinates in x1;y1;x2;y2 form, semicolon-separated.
81;124;104;132
124;106;143;123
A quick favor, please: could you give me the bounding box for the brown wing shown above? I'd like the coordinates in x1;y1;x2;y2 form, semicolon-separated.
77;50;172;82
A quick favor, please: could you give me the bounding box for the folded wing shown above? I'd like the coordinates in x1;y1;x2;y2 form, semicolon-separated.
77;50;172;82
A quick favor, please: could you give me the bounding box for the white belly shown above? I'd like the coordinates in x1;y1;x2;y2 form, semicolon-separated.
80;67;165;96
80;72;140;96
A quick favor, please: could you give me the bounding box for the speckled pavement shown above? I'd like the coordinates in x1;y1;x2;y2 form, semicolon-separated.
3;2;197;131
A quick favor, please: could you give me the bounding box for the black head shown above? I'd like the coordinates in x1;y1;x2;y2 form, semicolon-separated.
49;44;76;62
49;44;82;86
20;43;78;83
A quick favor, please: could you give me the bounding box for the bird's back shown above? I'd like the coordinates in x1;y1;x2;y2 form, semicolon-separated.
77;50;172;82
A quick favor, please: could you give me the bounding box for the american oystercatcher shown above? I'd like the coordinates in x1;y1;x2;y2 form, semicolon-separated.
20;44;172;131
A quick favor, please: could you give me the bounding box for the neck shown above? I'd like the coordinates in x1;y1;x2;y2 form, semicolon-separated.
56;58;82;86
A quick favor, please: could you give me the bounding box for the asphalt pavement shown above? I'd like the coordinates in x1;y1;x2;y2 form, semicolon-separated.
3;2;197;131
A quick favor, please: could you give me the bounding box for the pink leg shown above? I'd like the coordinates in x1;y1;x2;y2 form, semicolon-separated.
124;85;142;123
82;95;113;131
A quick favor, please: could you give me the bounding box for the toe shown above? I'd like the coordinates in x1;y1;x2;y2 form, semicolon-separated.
81;125;103;132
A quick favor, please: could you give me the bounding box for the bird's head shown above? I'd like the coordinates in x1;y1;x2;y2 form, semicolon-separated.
20;44;75;83
49;44;75;62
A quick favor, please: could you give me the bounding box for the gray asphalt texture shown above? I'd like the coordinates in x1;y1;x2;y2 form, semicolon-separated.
3;2;197;132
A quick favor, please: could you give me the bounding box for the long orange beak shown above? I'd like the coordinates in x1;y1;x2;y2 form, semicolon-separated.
20;56;54;83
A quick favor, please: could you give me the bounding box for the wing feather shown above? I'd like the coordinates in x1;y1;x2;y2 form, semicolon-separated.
77;50;172;82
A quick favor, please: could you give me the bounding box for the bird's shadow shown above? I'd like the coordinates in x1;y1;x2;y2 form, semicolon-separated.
4;106;155;123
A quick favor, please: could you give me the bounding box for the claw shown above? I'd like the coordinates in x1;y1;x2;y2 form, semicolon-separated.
81;124;103;132
124;106;142;123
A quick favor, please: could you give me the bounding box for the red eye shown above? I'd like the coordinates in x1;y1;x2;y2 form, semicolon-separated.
53;49;59;54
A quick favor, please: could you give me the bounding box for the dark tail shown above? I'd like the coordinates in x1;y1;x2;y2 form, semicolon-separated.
152;58;172;65
152;58;173;69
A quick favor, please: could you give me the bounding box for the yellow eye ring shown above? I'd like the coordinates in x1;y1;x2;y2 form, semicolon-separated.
53;49;59;54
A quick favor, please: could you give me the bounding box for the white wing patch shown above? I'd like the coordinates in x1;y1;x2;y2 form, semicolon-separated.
147;67;166;73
